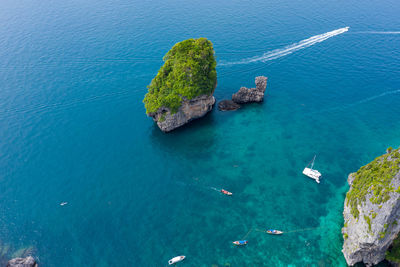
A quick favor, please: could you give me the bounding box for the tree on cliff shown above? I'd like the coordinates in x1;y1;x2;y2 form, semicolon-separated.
143;38;217;114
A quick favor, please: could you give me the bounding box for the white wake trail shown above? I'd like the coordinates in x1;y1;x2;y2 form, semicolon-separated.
310;89;400;115
219;27;349;66
351;89;400;106
352;31;400;34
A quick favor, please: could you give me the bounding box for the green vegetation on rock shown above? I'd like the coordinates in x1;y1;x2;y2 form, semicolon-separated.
143;38;217;114
379;232;386;240
159;114;166;122
346;147;400;218
379;224;390;240
386;235;400;263
364;215;372;232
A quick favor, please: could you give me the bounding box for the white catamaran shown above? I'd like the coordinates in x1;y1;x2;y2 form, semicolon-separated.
303;155;321;183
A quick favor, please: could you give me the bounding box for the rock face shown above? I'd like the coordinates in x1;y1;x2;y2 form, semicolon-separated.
232;76;267;103
342;148;400;266
217;100;240;111
149;94;215;132
7;256;37;267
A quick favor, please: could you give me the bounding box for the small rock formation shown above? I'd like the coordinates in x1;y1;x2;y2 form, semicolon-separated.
342;148;400;266
7;256;37;267
149;94;215;132
217;100;240;111
232;76;267;103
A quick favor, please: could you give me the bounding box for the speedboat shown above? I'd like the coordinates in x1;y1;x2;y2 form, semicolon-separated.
233;240;248;246
168;255;185;265
303;155;321;183
221;189;232;196
266;229;283;235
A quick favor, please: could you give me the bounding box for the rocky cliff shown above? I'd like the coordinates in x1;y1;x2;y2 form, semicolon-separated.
342;147;400;266
232;76;267;103
149;94;215;132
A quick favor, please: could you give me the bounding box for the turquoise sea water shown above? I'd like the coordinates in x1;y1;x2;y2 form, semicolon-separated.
1;0;400;266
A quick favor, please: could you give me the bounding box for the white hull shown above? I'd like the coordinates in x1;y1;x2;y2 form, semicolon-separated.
267;230;283;235
303;167;321;183
169;256;185;265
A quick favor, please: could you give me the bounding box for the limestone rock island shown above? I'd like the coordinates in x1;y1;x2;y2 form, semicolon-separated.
232;76;267;104
342;147;400;266
143;38;217;132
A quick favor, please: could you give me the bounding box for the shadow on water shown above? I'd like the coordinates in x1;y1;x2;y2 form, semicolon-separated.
354;261;391;267
149;107;218;155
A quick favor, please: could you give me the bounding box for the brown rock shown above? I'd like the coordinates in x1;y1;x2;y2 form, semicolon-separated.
232;76;267;104
218;100;240;111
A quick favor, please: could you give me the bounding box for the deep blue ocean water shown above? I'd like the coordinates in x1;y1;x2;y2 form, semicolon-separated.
1;0;400;266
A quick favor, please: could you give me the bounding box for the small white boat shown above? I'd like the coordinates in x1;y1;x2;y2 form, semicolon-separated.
302;155;321;183
266;229;284;235
168;255;185;265
60;202;68;206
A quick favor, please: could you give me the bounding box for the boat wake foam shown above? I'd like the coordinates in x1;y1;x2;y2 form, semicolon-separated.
353;89;400;105
352;31;400;34
210;187;219;192
219;27;349;66
312;89;400;115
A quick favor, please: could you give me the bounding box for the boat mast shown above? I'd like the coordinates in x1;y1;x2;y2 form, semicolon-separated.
310;155;316;170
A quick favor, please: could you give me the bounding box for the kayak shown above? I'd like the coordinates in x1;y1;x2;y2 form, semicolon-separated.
168;255;185;265
233;240;248;246
221;189;232;196
266;229;283;235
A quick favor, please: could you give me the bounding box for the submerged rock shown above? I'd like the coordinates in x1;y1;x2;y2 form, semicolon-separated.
7;256;37;267
232;76;267;104
218;100;240;111
149;94;215;132
342;147;400;266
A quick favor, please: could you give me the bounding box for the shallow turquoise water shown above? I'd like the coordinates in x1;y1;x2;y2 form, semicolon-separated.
1;0;400;266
